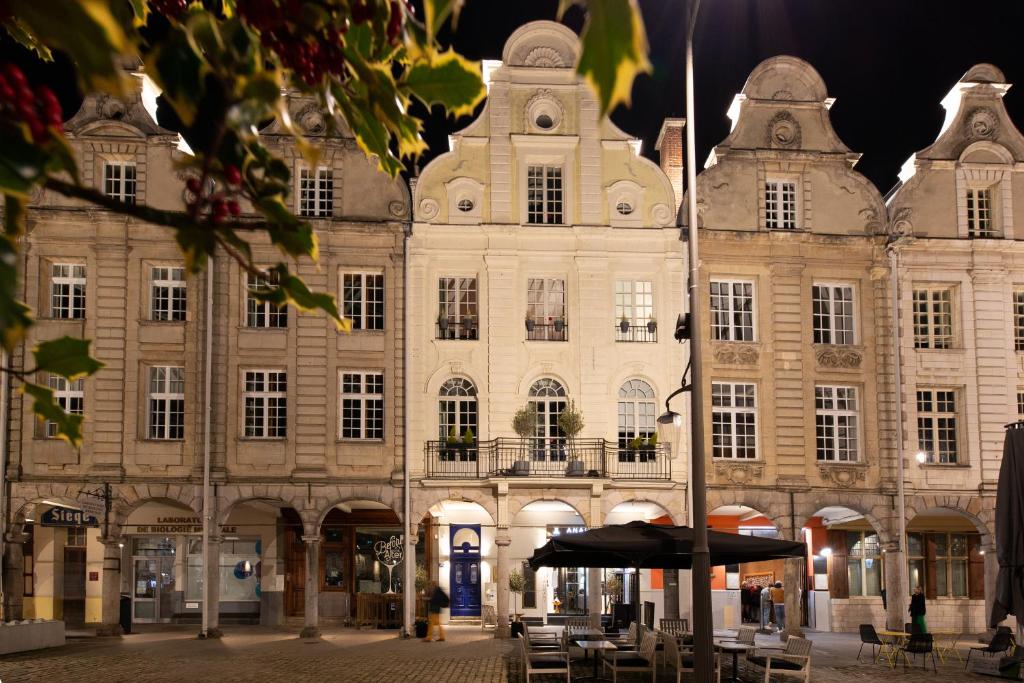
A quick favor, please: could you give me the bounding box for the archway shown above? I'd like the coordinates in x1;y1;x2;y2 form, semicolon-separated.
425;500;495;622
512;500;586;623
606;500;676;629
708;504;781;630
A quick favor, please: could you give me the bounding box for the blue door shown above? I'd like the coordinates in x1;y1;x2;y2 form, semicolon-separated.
450;525;481;617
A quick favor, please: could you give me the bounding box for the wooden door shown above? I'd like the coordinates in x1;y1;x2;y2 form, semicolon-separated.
284;531;305;617
62;547;86;626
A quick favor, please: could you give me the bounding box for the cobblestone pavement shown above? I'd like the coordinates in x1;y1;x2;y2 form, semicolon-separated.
0;625;1005;682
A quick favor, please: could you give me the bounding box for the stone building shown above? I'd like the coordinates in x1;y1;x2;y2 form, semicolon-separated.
1;69;411;636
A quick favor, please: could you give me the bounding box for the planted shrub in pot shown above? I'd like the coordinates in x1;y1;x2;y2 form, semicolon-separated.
509;568;526;631
444;425;459;460
619;315;630;333
554;316;566;333
414;565;430;637
525;313;536;332
558;401;586;476
642;432;658;460
647;317;657;334
437;314;449;331
511;404;537;475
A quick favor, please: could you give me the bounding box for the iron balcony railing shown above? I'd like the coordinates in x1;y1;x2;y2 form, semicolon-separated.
525;321;568;342
424;437;671;480
615;323;658;343
435;319;478;340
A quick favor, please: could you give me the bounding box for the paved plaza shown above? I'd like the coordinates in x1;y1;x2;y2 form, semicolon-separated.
0;625;1010;682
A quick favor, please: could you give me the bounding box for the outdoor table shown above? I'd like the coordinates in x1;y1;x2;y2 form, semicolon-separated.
574;639;617;682
931;631;962;664
877;630;910;668
714;640;753;683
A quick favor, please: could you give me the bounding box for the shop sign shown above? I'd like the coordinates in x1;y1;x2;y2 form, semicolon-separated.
374;535;404;593
547;525;586;537
41;507;99;528
125;516;237;534
78;496;105;518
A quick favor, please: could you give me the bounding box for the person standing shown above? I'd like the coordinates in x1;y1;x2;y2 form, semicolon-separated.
424;582;450;642
770;581;785;633
760;583;773;632
740;581;751;622
909;585;927;633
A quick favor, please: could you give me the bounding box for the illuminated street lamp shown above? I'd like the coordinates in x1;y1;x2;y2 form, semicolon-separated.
915;451;929;464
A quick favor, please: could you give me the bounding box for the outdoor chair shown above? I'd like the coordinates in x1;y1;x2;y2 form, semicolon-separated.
967;628;1014;669
522;622;561;651
519;637;570;683
601;629;657;683
663;630;720;683
857;624;884;662
745;635;812;683
897;633;937;672
724;625;756;646
481;604;497;630
604;621;638;648
659;618;689;636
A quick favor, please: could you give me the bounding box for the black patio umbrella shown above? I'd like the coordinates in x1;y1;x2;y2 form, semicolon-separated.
528;520;806;570
991;424;1024;637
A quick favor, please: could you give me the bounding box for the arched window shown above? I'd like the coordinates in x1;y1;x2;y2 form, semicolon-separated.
618;379;656;462
528;378;567;461
438;378;477;442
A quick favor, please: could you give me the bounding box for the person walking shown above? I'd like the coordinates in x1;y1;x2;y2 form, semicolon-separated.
759;583;773;632
909;585;927;633
770;581;785;633
424;582;450;642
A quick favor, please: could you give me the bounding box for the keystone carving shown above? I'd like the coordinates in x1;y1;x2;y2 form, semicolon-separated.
712;342;759;366
714;462;763;485
966;107;998;139
818;465;866;488
815;346;863;369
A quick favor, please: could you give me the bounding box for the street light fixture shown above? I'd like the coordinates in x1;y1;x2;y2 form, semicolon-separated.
915;451;928;464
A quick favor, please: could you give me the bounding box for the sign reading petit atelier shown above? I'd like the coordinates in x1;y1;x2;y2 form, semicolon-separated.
127;517;237;534
41;507;100;527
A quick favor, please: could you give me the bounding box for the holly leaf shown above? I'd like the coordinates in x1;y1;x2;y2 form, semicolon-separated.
33;336;103;380
23;382;84;447
403;49;485;118
252;196;319;260
2;17;53;61
422;0;464;41
576;0;651;115
0;223;33;351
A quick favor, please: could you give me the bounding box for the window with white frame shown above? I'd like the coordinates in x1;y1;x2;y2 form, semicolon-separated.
913;287;954;349
1014;291;1024;351
341;271;384;331
934;533;969;597
243;370;287;438
845;531;883;597
148;366;184;440
764;178;797;229
916;389;958;464
812;284;855;345
437;277;478;339
50;263;86;319
246;272;287;328
710;280;754;342
966;188;995;238
438;378;477;442
340;372;384;440
1018;389;1024;417
711;382;757;459
103;161;137;204
615;280;654;341
815;385;859;462
617;379;657;461
45;376;83;438
526;165;563;224
150;266;186;322
527;278;566;341
298;166;333;217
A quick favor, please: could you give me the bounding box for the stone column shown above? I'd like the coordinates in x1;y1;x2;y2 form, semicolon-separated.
404;531;418;638
2;530;27;621
782;527;804;639
984;543;1000;629
588;568;603;627
300;536;320;638
883;541;906;631
495;533;511;638
663;568;680;620
201;535;223;638
96;537;123;636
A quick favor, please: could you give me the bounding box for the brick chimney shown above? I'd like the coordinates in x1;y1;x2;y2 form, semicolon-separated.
655;118;686;214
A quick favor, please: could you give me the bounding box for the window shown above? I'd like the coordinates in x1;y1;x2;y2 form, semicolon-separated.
339;372;384;440
846;531;883;597
437;277;478;340
615;280;654;342
22;525;33;597
527;278;566;341
529;378;567;461
298;166;333;217
341;271;384;331
916;389;958;464
246;272;287;328
966;188;995;238
521;561;537;609
617;379;656;461
913;287;953;349
457;199;474;212
616;201;633;216
45;376;83;438
765;179;797;229
815;385;859;462
50;263;86;319
526;165;563;224
1014;291;1024;351
148;366;184;440
438;378;477;442
710;280;754;342
908;532;974;597
150;266;186;322
66;527;86;547
711;382;757;459
243;370;287;438
1018;389;1024;417
103;161;136;204
812;284;855;345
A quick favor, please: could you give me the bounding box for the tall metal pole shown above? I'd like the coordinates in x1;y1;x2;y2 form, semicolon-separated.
888;245;909;609
201;257;214;637
684;1;713;680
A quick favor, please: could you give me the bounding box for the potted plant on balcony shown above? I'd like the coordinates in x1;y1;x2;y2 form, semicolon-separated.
558;401;586;476
511;404;536;476
461;427;475;461
524;312;536;332
554;316;566;333
629;436;643;460
619;315;630;334
463;315;476;339
437;313;449;332
641;432;658;461
647;317;657;334
445;425;459;461
509;568;526;637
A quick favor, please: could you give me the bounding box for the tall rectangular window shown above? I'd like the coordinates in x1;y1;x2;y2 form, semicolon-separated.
246;272;287;328
437;277;478;340
150;266;187;322
340;371;384;440
1018;389;1024;417
526;165;563;224
298;166;334;217
148;366;184;440
243;370;287;438
711;382;757;459
917;389;958;464
710;280;754;341
45;376;83;438
526;277;566;341
614;280;654;342
815;385;859;462
933;533;969;597
765;179;797;229
812;284;855;345
1014;291;1024;351
846;531;883;597
103;161;137;204
913;287;953;349
50;263;86;319
966;188;994;238
341;271;384;331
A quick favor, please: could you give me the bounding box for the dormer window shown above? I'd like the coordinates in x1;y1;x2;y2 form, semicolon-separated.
527;165;563;225
966;187;995;238
457;198;474;213
765;178;797;230
103;161;137;205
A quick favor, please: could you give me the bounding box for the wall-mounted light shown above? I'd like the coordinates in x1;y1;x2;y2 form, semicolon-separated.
915;451;928;464
820;547;832;557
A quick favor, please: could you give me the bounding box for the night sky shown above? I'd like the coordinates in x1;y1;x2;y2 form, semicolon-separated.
6;1;1024;194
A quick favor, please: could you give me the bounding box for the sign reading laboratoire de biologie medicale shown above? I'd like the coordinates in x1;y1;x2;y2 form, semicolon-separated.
41;507;100;528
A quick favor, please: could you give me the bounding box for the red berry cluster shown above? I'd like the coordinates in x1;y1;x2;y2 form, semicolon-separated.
0;64;63;143
151;0;189;19
185;165;242;224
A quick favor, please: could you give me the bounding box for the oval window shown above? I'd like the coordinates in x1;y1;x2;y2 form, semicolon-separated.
457;198;474;212
535;113;554;130
616;201;634;216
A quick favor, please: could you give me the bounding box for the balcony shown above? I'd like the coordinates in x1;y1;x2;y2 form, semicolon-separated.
424;437;671;480
435;318;478;340
525;321;568;342
615;322;658;343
